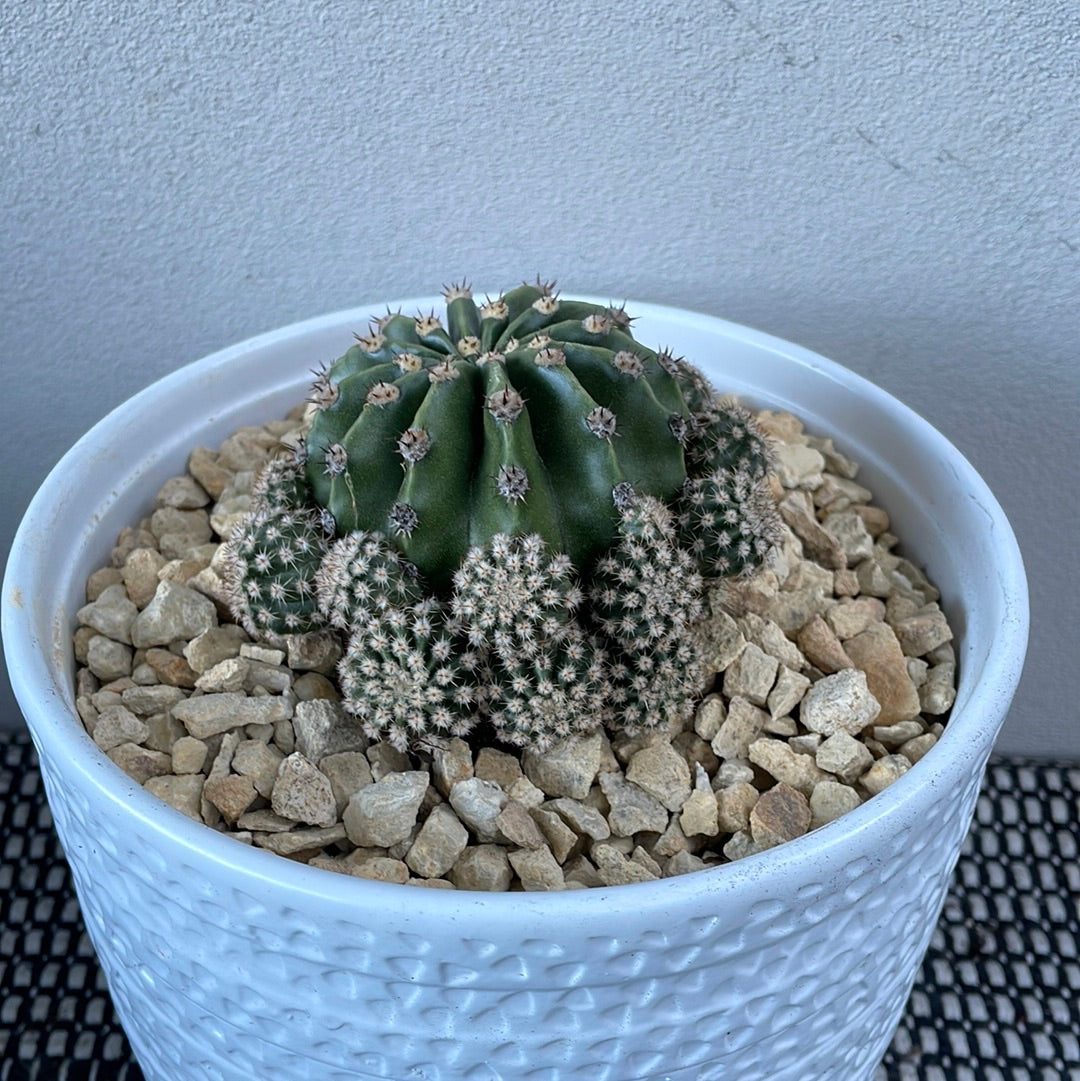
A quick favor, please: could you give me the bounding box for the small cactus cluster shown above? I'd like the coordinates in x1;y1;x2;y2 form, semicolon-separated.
222;280;782;751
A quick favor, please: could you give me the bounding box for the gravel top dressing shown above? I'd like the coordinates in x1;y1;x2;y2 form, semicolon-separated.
72;404;956;891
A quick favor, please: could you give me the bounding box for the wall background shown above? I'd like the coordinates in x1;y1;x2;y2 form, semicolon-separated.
2;0;1076;755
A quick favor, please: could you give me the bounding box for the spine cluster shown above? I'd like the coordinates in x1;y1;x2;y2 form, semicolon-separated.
222;280;783;752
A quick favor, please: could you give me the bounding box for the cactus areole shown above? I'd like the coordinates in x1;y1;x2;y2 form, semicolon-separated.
223;280;782;750
305;280;699;588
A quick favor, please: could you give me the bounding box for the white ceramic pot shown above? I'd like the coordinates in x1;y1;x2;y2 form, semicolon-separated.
2;298;1028;1081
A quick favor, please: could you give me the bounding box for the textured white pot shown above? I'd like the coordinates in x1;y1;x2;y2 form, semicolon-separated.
3;298;1028;1081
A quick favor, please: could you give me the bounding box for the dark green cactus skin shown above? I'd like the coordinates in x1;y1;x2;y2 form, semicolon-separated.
305;282;694;589
220;456;328;636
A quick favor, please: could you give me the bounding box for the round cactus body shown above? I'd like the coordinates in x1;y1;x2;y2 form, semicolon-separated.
305;281;696;589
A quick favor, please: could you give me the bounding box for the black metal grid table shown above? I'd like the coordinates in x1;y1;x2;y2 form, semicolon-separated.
2;730;1077;1080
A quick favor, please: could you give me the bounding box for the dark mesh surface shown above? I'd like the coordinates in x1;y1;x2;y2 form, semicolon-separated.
2;731;1077;1080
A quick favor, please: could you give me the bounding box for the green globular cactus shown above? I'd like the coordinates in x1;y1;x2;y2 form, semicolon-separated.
303;280;696;589
591;494;707;731
220;455;328;635
337;597;482;750
222;278;784;754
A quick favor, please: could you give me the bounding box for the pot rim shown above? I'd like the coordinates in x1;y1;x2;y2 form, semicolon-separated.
2;295;1029;915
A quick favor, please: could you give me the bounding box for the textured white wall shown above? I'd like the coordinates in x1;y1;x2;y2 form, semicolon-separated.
2;1;1076;755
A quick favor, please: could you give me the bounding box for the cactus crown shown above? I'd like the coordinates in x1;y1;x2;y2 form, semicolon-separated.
221;280;782;751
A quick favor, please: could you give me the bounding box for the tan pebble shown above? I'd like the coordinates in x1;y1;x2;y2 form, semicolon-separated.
431;737;474;797
144;774;204;820
872;720;925;747
319;751;373;814
187;446;231;499
826;597;886;639
796;615;853;674
723;642;780;706
92;705;149;752
845;622;921;725
809;780;863;829
860;754;911;795
255;823;347;857
711;696;769;760
694;694;726;742
291;672;339;702
563;855;603;889
894;609;953;657
86;636;134;682
506;775;545;810
86;567;125;602
107;742;172;784
509;846;566;891
203;774;258;825
591;844;657;886
451;845;513;892
716;782;759;833
475;747;523;790
900;732;939;764
121;548;168;608
351;857;410;884
777;491;847;570
748;738;829;797
920;662;957;714
833;568;861;597
496;800;547;850
626;742;692;812
800;669;880;736
529;808;579;863
405;803;470;879
722;829;762;862
272;752;339;828
233;739;286;798
680;786;720;838
665;850;710;877
145;648;197;688
815;731;873;785
195;657;249;693
171;735;209;775
750;784;811;849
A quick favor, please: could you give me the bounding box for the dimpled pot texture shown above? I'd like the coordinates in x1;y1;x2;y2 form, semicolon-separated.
2;298;1028;1081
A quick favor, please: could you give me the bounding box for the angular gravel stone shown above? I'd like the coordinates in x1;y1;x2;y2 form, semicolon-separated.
451;845;513;892
92;705;149;752
77;584;138;645
773;442;825;489
592;843;658;886
778;491;847;569
170;736;208;775
144;774;204;820
232;739;285;798
508;846;566;891
320;751;374;814
899;732;939;764
821;511;875;563
285;631;342;674
131;582;217;649
598;772;669;836
920;662;957;714
120;684;186;716
693;694;726;742
679;765;720;837
800;669;881;736
722;642;779;707
293;699;367;762
145;647;198;688
271;753;338;828
172;692;292;738
716;782;759;834
749;783;812;849
815;731;875;784
546;797;611;841
665;850;710;878
529;808;579;863
195;657;249;693
711;696;769;760
522;732;603;799
431;737;474;797
696;607;746;672
256;824;348;857
809;781;862;829
860;753;911;795
343;771;429;846
826;597;886;640
748;738;830;797
449;777;508;843
796;615;853;674
86;636;133;682
107;742;172;784
625;742;692;812
156;474;210;510
203;774;258;825
844;622;921;725
496;800;547;850
475;747;523;790
121;548;168;608
767;666;812;720
406;803;470;878
182;625;249;673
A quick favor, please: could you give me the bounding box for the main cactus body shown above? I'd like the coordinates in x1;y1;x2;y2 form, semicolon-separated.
305;281;692;587
223;280;782;751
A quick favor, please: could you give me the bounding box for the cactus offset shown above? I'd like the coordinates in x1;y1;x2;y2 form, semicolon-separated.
222;279;783;753
220;455;328;635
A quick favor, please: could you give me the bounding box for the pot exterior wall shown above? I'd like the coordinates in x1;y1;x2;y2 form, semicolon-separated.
6;299;1028;1081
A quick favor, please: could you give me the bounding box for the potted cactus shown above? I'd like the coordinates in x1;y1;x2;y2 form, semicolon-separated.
221;279;780;753
2;281;1028;1081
